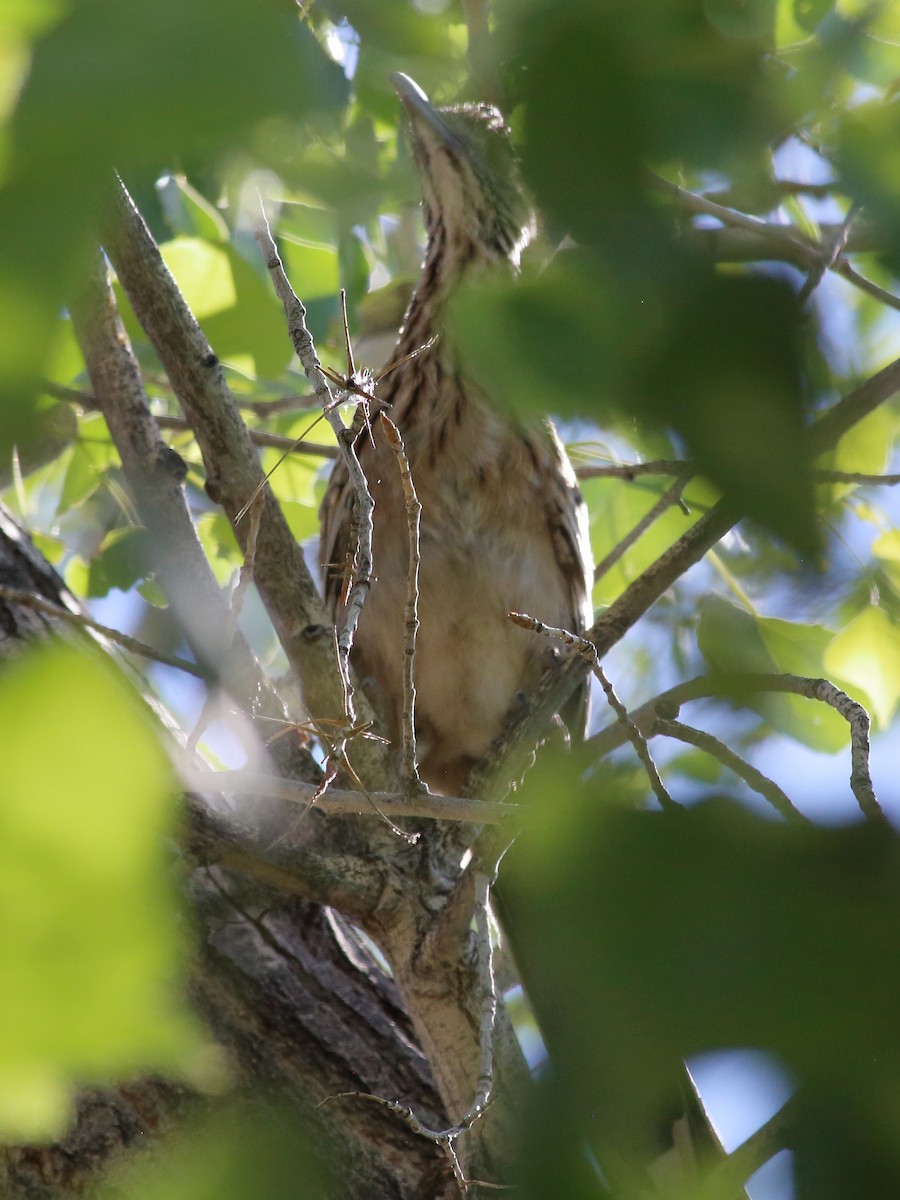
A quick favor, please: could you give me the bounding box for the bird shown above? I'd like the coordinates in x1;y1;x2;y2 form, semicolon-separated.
319;73;593;794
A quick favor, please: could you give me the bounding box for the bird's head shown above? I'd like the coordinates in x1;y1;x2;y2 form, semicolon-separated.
392;73;534;268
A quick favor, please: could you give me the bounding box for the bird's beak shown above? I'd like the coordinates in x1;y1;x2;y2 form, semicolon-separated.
391;72;466;155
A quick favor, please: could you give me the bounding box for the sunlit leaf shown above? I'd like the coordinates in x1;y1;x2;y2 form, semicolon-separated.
824;605;900;727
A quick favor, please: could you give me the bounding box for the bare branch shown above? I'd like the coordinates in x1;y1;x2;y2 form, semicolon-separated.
182;767;518;825
795;677;883;824
815;470;900;485
69;249;280;707
380;414;424;792
798;201;859;306
229;489;265;631
102;178;382;776
186;793;383;917
317;866;505;1185
653;716;808;823
810;354;900;460
159;414;337;458
44;384;338;458
655;174;900;310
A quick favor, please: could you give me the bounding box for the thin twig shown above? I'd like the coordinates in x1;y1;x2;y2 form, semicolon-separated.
811;354;900;458
834;258;900;313
43;380;338;458
797;676;883;824
798;201;859;306
379;414;423;792
0;584;206;678
253;200;373;728
453;872;498;1133
575;459;689;480
576;462;900;486
186;689;220;756
815;470;900;485
508;612;677;811
650;173;815;256
653;716;808;823
594;475;690;584
160;414;337;458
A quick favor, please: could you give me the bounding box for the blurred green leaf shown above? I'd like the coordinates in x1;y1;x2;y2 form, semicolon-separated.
508;0;780;251
506;764;900;1182
0;643;208;1139
640;272;817;555
96;1100;330;1200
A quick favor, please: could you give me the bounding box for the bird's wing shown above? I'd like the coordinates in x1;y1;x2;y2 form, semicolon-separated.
318;456;352;614
539;419;594;636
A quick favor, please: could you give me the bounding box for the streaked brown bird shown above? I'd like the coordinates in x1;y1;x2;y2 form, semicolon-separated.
320;73;593;793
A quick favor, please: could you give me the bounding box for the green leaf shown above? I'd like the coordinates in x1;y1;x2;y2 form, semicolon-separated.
824;605;900;727
156;174;229;242
640;272;817;556
873;529;900;565
86;526;155;597
0;0;340;425
116;237;295;380
698;595;848;750
829;403;894;478
582;475;702;605
0;643;208;1139
280;237;341;303
511;0;780;247
196;512;242;585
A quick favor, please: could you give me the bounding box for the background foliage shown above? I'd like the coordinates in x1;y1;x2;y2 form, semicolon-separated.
2;0;900;1196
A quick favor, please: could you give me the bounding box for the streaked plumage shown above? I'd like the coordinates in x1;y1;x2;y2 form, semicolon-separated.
320;74;592;793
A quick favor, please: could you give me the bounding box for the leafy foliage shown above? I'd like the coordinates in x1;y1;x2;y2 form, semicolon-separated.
0;645;207;1139
2;0;900;1196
